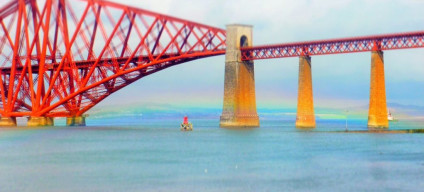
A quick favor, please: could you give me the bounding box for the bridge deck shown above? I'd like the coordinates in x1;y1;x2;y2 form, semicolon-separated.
241;31;424;60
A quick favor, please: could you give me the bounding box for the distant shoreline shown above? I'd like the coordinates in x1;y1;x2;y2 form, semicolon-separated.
330;129;424;134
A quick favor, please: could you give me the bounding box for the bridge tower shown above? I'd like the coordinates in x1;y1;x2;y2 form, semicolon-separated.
368;49;389;128
220;25;259;128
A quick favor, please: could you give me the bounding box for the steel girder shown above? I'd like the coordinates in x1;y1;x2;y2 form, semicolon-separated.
241;31;424;60
0;0;226;117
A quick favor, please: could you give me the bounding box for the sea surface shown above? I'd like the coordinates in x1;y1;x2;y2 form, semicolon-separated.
1;118;424;192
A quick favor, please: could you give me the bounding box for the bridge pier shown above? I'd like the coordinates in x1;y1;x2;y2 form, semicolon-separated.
220;24;259;128
368;50;389;128
0;117;17;127
296;55;316;128
66;116;86;126
27;117;54;126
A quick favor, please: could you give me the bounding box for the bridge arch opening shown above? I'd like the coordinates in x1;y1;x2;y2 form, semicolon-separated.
240;35;248;48
240;35;252;59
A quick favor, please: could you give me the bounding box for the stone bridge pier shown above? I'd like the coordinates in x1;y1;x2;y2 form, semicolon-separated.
220;24;259;128
296;55;316;128
368;50;389;128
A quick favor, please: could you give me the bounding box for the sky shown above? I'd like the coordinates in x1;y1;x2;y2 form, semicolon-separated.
2;0;424;111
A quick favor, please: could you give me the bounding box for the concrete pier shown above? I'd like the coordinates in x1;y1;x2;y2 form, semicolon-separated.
220;24;259;128
27;117;54;126
0;117;17;127
296;55;316;128
66;116;86;126
368;50;389;128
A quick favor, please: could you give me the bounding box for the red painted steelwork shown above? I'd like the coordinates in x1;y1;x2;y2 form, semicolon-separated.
0;0;226;117
241;31;424;60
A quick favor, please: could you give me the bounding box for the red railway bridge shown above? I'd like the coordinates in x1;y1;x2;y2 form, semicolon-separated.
0;0;422;128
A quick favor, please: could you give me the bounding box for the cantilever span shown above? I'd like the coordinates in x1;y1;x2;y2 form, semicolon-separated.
0;0;226;126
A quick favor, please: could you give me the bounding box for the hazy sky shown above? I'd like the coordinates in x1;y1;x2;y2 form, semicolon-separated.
2;0;424;110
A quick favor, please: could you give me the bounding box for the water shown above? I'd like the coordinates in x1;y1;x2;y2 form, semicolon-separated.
1;118;424;191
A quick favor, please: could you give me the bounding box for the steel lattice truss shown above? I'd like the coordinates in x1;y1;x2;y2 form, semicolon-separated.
241;31;424;60
0;0;226;117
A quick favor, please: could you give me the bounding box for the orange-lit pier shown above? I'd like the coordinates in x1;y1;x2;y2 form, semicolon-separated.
240;31;424;129
220;25;259;128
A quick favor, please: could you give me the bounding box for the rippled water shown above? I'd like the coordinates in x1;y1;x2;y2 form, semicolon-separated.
1;119;423;191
